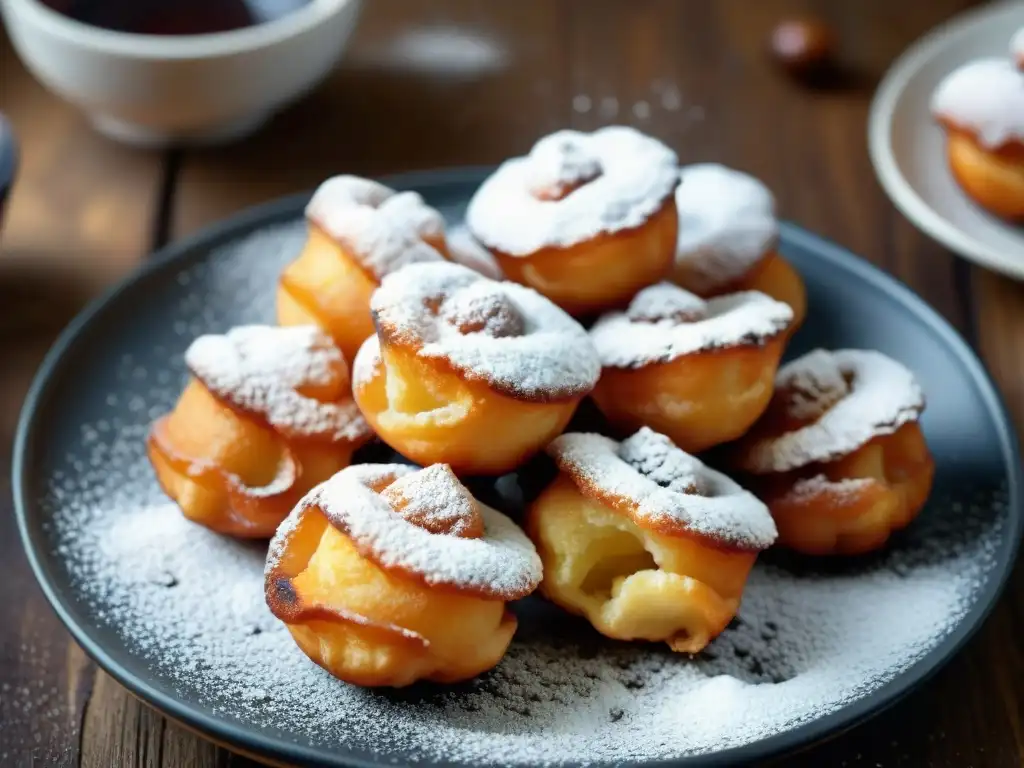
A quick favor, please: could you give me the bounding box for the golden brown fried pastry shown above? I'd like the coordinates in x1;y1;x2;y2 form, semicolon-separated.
353;262;600;475
671;163;806;331
733;349;934;556
277;175;448;361
148;325;372;538
931;59;1024;221
527;428;777;653
465;127;679;316
265;462;542;687
588;282;793;453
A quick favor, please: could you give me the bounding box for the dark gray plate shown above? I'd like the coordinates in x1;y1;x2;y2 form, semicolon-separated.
13;168;1023;768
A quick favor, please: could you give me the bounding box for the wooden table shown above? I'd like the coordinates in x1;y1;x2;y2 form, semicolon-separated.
1;1;1022;766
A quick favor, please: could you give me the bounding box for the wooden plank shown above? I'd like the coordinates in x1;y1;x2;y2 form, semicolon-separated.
0;24;165;767
171;0;570;236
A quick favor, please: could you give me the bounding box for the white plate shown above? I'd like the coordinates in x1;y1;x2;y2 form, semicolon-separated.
869;1;1024;280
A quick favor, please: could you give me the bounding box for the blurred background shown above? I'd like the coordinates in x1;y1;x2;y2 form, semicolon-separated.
0;1;1022;767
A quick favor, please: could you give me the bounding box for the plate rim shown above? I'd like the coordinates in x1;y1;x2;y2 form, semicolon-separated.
867;0;1024;282
12;166;1024;768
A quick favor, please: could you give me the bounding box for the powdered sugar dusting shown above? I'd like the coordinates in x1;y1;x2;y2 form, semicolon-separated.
930;58;1024;149
550;429;778;550
466;126;679;256
1013;26;1024;64
185;324;370;444
590;284;792;369
305;175;446;279
368;262;600;400
739;349;926;474
674;164;779;293
789;474;875;499
31;216;1015;767
275;464;541;598
525;131;603;198
381;464;480;536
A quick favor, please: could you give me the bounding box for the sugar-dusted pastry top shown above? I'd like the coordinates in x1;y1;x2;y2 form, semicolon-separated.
185;324;370;444
445;223;504;280
736;348;926;474
465;126;679;256
367;261;601;401
930;58;1024;149
304;175;446;279
589;282;793;369
267;463;542;600
674;163;780;292
1012;26;1024;66
548;428;777;551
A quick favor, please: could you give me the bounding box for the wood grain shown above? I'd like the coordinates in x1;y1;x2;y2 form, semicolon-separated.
170;0;570;235
2;0;1022;766
0;26;165;768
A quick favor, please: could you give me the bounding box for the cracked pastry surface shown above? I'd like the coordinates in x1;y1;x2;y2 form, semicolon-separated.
527;428;776;654
733;348;934;555
588;282;793;453
265;463;542;687
353;261;600;475
465;126;680;315
276;175;448;361
147;325;372;538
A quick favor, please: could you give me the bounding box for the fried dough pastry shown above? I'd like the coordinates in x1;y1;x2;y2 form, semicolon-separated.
588;282;793;453
733;349;935;556
931;59;1024;220
148;325;372;538
353;262;600;475
277;175;448;360
265;463;542;687
527;428;777;653
671;163;806;331
465;126;679;316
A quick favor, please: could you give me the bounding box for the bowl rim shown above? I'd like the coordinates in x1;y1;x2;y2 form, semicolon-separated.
3;0;361;59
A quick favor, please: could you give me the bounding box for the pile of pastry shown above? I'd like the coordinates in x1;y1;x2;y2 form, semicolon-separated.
147;126;935;689
931;26;1024;221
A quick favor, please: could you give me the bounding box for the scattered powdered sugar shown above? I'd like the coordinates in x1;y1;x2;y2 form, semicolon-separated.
549;429;777;551
590;283;793;369
465;126;679;256
185;325;370;443
270;464;541;599
739;349;926;474
445;223;504;280
368;262;600;400
930;58;1024;149
46;414;1008;766
35;216;1014;766
305;175;446;279
674;163;780;293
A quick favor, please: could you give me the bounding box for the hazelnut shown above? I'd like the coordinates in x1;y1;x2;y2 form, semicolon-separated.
769;17;837;79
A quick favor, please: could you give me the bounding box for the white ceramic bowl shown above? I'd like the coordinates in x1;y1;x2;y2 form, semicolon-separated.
0;0;363;147
868;0;1024;281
